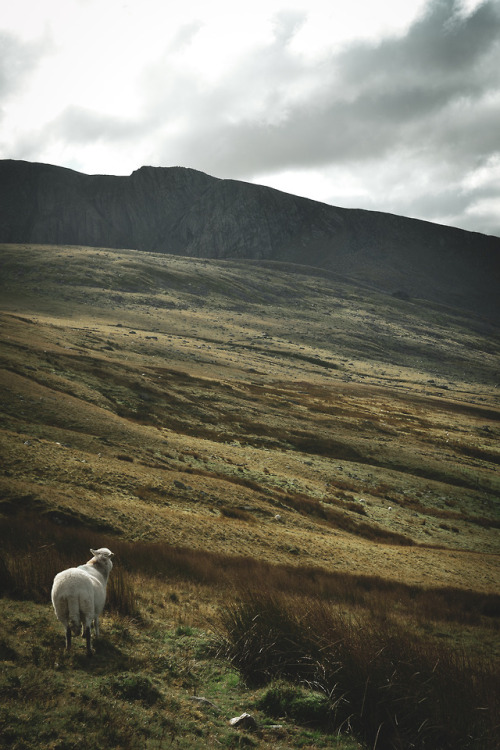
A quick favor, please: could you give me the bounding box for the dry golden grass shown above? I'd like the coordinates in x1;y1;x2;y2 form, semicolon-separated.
1;243;499;596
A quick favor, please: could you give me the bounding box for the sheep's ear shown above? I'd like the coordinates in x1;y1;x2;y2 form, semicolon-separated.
90;548;97;556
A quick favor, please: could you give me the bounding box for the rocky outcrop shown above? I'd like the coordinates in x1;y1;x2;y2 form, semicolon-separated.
1;159;499;319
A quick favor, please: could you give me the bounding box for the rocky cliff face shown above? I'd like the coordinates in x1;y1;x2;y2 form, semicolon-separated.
1;159;499;319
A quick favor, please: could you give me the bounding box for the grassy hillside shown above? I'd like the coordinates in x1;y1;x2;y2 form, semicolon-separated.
1;243;499;748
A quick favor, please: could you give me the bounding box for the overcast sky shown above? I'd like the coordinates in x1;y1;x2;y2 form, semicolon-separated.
1;0;499;236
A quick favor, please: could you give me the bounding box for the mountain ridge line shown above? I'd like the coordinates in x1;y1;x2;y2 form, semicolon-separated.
1;158;499;320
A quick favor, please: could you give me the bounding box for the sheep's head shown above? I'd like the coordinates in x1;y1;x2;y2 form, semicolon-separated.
91;547;114;558
89;548;114;576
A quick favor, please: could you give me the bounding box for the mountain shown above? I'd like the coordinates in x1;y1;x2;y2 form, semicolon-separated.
1;158;499;320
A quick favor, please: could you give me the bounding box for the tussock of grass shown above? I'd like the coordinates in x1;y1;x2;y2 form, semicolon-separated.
106;567;140;618
216;590;499;749
219;505;255;522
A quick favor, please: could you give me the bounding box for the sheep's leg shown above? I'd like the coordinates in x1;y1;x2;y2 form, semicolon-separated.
65;626;72;650
94;616;100;638
84;626;92;657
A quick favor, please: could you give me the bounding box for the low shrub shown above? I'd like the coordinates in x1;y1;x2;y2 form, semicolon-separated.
216;591;325;686
0;545;68;601
106;567;140;618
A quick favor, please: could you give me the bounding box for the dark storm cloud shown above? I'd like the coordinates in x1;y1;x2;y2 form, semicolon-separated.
342;0;500;89
162;0;500;177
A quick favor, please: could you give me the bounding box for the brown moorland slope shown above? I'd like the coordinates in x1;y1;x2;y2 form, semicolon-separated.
1;243;499;593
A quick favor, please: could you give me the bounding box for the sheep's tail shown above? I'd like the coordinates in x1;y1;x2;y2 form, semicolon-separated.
67;595;82;636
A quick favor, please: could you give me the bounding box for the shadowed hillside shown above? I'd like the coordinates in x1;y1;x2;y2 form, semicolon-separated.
1;159;499;320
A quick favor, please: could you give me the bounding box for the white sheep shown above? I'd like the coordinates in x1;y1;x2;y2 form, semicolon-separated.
51;547;114;656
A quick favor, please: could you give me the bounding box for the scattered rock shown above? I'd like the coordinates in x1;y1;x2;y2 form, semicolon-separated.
173;480;189;490
229;713;257;730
